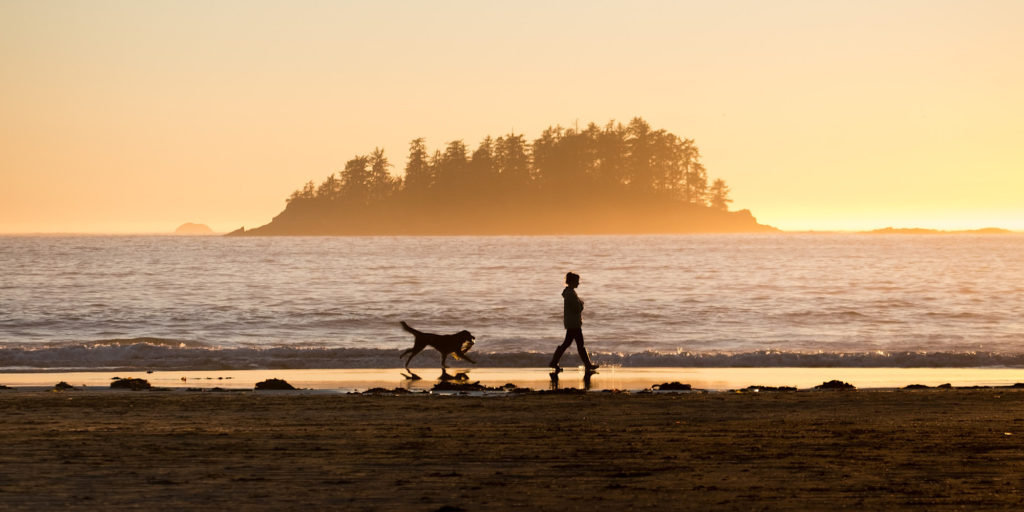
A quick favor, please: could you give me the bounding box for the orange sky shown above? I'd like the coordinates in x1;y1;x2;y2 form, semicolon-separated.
1;1;1022;233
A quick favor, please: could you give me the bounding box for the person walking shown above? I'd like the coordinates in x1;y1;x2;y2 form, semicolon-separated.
549;272;598;373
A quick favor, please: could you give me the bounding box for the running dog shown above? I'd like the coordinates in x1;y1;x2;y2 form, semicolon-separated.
399;321;476;380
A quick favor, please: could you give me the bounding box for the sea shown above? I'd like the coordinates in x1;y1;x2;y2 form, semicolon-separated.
2;234;1023;372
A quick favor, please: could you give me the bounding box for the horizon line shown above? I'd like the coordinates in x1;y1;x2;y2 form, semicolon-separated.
1;227;1020;236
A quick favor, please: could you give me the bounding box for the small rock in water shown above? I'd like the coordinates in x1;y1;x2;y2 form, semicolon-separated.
902;384;930;390
255;378;296;390
110;378;152;390
653;382;692;391
814;380;856;390
53;381;77;391
362;387;412;395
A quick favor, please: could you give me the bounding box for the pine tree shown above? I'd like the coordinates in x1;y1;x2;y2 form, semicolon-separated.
709;179;732;211
403;138;432;193
368;148;396;200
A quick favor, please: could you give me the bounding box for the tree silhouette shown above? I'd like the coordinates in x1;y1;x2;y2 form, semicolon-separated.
340;155;371;202
403;138;431;194
494;133;532;190
709;178;732;211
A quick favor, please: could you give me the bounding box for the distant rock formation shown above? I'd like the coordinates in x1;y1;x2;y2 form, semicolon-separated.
865;227;1012;235
174;223;214;235
225;226;246;236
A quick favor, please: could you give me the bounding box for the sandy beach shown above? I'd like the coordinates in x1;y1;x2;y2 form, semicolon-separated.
2;389;1023;511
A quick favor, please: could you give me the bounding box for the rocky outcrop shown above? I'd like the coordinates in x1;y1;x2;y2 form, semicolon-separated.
110;377;152;390
255;378;296;390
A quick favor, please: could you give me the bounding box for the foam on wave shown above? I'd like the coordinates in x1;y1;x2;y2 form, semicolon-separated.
3;341;1024;371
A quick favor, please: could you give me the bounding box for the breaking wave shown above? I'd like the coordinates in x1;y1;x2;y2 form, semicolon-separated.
3;340;1024;371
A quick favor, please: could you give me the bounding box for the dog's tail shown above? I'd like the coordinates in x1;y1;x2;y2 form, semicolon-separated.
400;321;421;336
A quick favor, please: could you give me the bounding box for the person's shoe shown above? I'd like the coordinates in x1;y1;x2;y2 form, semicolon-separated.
585;364;600;372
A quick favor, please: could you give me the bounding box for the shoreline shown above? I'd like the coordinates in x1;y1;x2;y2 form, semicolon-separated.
2;390;1023;510
4;367;1024;393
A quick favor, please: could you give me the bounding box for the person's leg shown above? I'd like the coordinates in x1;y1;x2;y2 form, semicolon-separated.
549;330;574;367
571;328;595;368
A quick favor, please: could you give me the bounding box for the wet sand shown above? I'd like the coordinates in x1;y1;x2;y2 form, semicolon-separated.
2;389;1024;511
7;366;1024;391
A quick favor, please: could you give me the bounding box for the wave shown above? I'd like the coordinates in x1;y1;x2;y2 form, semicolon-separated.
3;341;1024;371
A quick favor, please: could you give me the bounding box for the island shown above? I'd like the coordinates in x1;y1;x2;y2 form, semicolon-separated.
233;118;777;236
174;223;215;235
864;227;1013;235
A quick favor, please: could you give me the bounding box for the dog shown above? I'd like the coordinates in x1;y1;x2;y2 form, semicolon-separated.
399;321;476;379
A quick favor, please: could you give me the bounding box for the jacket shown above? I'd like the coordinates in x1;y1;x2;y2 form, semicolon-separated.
562;287;584;329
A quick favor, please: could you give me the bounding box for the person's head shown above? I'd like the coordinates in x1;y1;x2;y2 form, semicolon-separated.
565;272;580;288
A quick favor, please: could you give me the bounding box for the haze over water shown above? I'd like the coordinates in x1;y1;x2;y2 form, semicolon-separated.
2;234;1022;370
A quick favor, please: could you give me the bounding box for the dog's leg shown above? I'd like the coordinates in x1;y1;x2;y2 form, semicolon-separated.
459;353;476;364
404;346;425;372
440;353;448;369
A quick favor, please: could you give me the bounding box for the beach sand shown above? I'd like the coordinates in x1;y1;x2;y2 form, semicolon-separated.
2;389;1023;511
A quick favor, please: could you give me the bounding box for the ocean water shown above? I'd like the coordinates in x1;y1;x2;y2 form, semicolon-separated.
1;234;1023;370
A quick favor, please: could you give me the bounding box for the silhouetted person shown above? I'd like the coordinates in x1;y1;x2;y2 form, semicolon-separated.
549;272;598;372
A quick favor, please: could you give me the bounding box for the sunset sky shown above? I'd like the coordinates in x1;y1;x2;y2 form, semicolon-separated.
1;1;1021;233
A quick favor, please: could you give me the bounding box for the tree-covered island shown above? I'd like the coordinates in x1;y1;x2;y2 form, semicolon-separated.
234;118;776;235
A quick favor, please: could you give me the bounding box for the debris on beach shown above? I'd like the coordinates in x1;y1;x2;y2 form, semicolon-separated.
255;378;296;390
501;383;530;392
814;380;856;390
362;387;414;395
653;382;692;391
52;381;77;391
0;384;12;390
538;387;586;395
110;378;152;390
737;385;797;393
430;381;523;392
902;384;931;390
184;387;247;393
433;506;467;512
431;380;491;392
